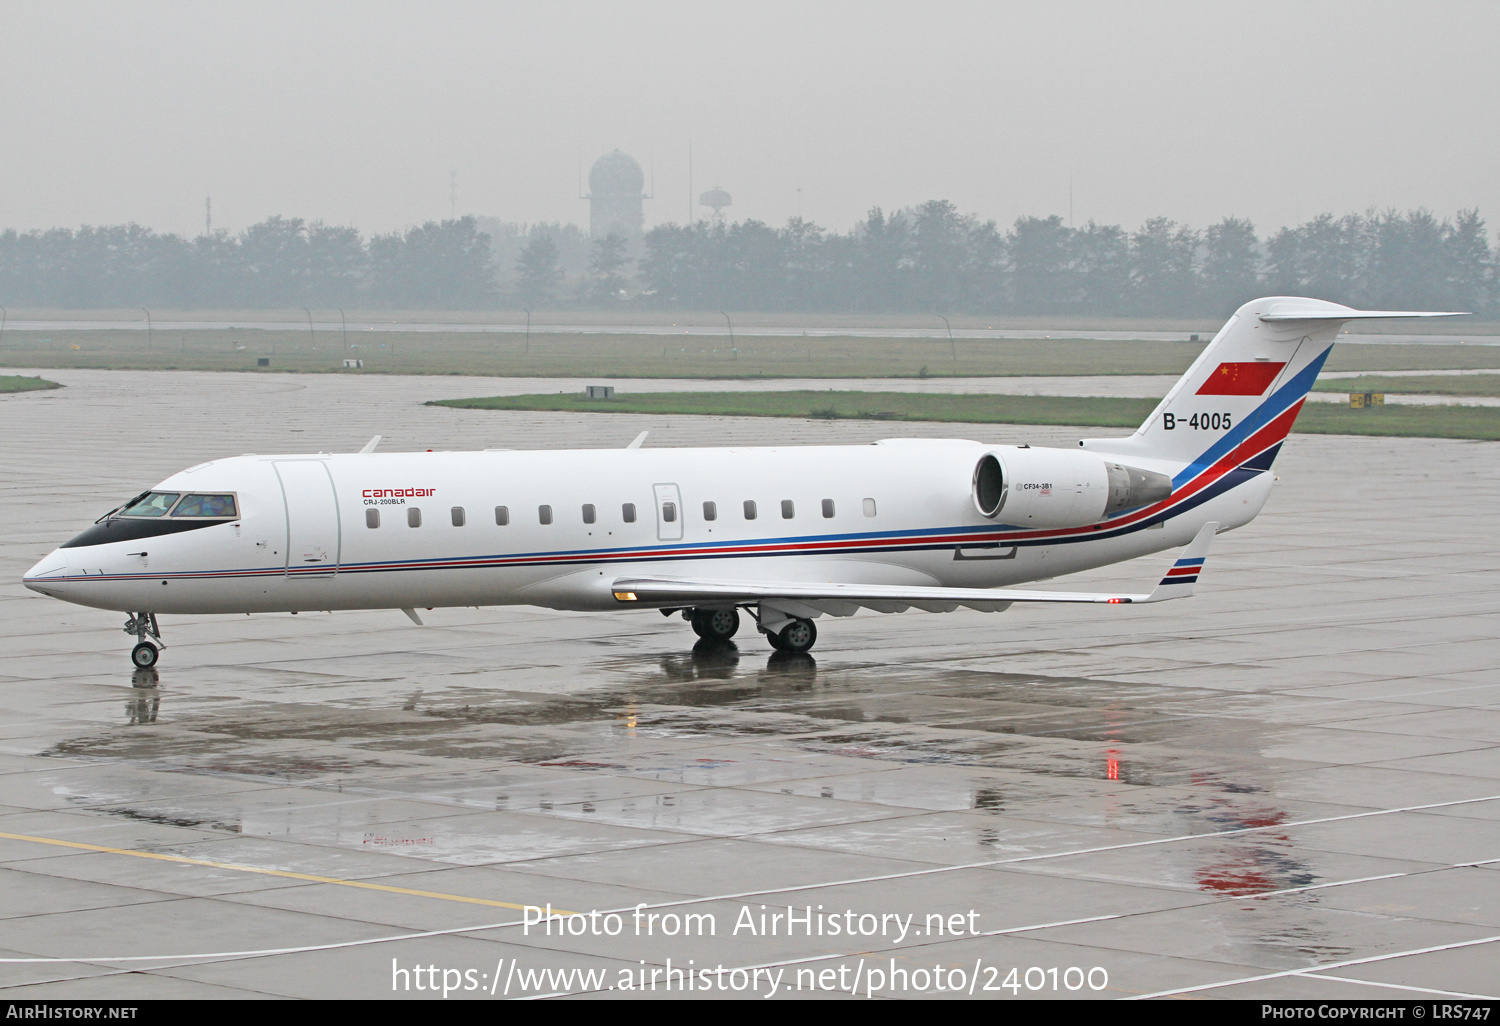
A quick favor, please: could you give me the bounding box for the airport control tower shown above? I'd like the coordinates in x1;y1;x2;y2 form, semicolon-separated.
585;150;647;244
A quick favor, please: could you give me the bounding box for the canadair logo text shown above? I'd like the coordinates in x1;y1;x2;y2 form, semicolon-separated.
363;488;435;498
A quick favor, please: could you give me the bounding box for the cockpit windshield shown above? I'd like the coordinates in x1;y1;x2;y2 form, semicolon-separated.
171;494;237;518
119;492;180;518
69;490;240;548
109;491;238;520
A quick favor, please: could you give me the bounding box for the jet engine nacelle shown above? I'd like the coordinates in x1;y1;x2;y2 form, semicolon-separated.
972;448;1172;528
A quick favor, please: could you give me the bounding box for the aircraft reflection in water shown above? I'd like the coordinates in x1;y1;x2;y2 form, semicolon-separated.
23;298;1461;668
126;670;159;724
660;639;745;683
1099;747;1319;902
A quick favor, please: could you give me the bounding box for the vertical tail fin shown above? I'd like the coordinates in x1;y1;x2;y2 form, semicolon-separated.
1082;297;1464;467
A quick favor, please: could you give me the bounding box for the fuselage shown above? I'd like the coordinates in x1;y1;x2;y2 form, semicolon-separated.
21;438;1271;617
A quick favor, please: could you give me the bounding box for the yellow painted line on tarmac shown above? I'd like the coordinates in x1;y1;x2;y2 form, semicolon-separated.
0;831;576;914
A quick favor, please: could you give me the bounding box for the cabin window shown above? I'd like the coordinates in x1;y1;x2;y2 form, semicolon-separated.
743;500;757;520
661;501;677;523
781;499;795;519
495;505;509;526
703;501;717;521
582;503;596;524
407;507;422;528
821;499;835;518
451;506;465;527
539;505;553;525
622;502;637;523
863;497;877;517
171;494;238;518
365;508;380;529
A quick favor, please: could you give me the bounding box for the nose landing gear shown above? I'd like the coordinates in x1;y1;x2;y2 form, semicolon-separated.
124;613;164;669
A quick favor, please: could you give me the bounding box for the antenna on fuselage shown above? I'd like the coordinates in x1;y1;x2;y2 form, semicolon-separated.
358;435;382;454
626;431;649;449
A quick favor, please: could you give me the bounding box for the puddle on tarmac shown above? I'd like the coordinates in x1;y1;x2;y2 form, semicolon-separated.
39;637;1330;925
44;640;1274;789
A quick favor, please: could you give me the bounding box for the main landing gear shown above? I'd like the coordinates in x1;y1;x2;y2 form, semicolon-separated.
764;617;817;654
689;607;741;642
124;612;164;669
680;605;819;653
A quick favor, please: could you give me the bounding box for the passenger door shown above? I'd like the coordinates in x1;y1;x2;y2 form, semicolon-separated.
652;483;683;542
274;460;341;577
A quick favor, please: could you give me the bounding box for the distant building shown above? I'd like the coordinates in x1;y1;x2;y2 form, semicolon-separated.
586;150;646;244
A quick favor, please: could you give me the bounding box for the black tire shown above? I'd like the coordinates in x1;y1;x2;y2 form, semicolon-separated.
130;642;159;669
691;607;740;641
773;618;817;653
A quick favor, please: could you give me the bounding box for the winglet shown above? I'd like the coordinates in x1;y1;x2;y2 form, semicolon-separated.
359;435;383;454
627;431;649;449
1143;521;1218;602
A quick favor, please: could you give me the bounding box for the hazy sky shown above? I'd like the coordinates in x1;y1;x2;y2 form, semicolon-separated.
3;0;1497;238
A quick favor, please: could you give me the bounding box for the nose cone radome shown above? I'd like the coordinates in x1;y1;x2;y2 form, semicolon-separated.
22;550;69;594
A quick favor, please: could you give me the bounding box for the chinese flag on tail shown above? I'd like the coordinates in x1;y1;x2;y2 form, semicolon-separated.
1196;362;1285;396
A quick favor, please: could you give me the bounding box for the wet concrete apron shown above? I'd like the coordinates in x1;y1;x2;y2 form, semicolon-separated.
1;370;1496;999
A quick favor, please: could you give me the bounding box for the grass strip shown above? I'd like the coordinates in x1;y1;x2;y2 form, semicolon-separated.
4;329;1500;377
0;375;61;393
1313;374;1500;397
432;391;1159;428
434;390;1500;441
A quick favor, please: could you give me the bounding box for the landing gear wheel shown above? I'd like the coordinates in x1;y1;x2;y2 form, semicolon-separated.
690;607;741;641
770;618;817;654
123;611;165;669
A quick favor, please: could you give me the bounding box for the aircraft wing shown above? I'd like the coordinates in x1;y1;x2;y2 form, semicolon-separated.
612;523;1218;617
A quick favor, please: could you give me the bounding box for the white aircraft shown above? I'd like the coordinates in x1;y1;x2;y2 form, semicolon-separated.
23;297;1459;669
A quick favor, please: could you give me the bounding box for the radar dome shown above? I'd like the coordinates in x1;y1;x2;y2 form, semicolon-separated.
589;150;645;197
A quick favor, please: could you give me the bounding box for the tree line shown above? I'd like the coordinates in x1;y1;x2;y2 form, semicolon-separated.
0;215;497;309
636;204;1494;316
1;204;1492;315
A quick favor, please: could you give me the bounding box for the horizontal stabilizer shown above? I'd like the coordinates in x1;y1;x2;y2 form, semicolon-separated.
1257;299;1467;322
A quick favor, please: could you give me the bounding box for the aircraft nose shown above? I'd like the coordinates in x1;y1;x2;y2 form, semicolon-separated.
22;550;69;594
